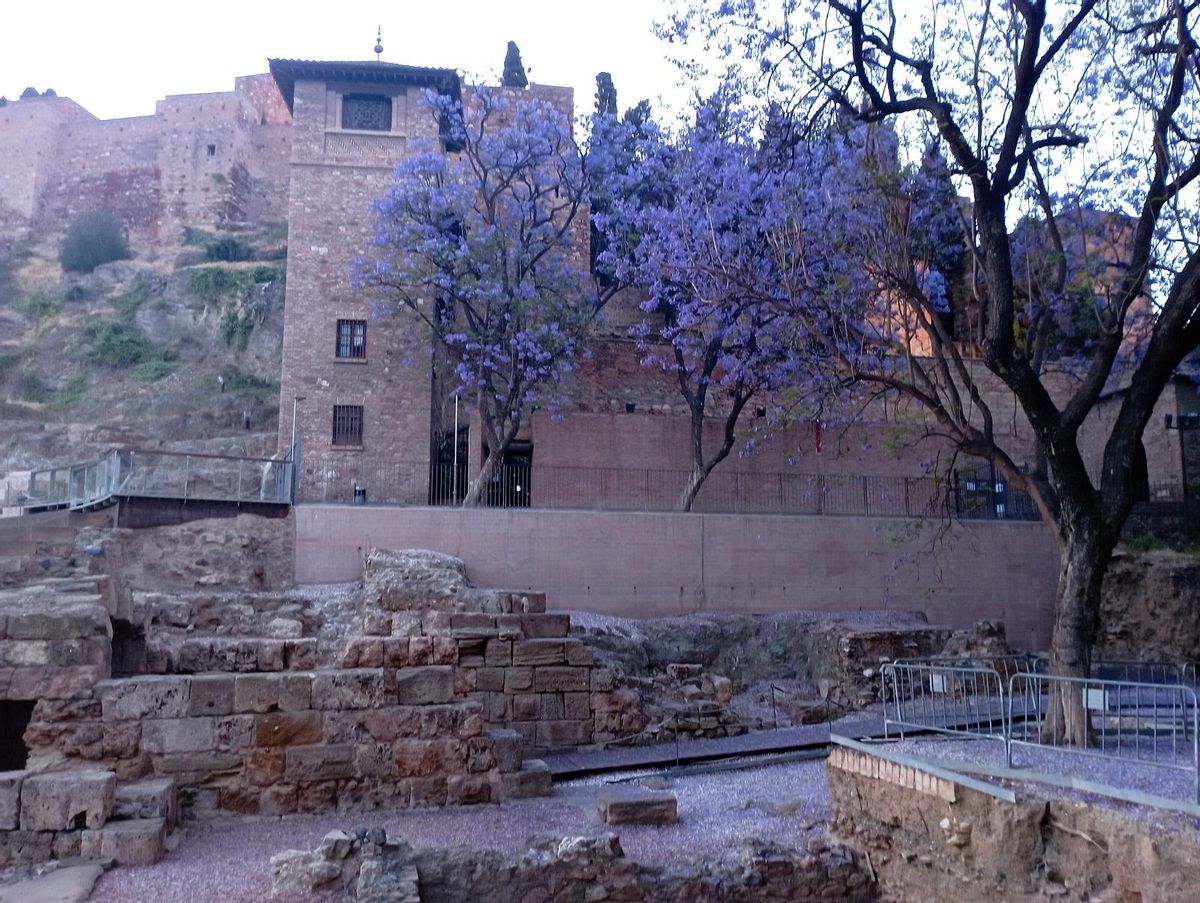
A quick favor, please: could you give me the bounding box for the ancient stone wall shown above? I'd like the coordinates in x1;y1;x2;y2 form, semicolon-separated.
827;744;1200;902
273;830;875;902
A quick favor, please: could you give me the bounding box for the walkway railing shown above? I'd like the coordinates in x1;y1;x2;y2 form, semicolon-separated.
882;662;1009;742
880;660;1200;803
1008;672;1199;802
9;449;294;511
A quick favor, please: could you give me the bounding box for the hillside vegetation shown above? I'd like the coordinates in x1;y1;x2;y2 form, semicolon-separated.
0;221;288;478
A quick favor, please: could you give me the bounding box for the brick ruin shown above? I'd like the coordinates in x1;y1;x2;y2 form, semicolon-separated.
0;548;640;867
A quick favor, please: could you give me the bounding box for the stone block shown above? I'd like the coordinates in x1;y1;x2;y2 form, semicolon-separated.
498;759;552;800
409;775;448;807
512;693;540;721
82;817;167;866
96;676;190;720
564;640;594;667
286;745;354;781
312;670;387;710
512;639;566;667
362;706;421;742
540;694;564;721
454;667;477;695
484;639;512;667
447;773;493;806
280;673;314;711
486;729;524;772
520;614;571;638
102;721;142;759
113;777;177;830
451;613;497;634
432;637;458;665
141;718;215;754
20;769;115;830
487;692;511;721
244;748;286;786
284;639;318;670
0;770;25;830
477;667;505;692
394;666;453;705
598;789;678;825
0;829;52;864
233;674;282;713
563;691;591;721
257;639;286;671
536;720;592;750
504;666;534;693
382;638;410;667
149;752;241;775
255;711;323;747
408;637;433;665
533;666;589;692
188;674;235;716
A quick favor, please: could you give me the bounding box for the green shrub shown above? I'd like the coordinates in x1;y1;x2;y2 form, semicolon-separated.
189;266;243;302
221;307;255;349
131;359;175;381
113;284;148;321
49;376;88;410
88;320;174;369
17;293;60;322
13;370;51;403
60;211;130;273
1125;535;1168;553
205;236;254;262
251;266;283;284
221;368;277;393
182;226;215;247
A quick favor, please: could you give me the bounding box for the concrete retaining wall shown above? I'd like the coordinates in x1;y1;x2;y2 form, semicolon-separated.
294;507;1060;647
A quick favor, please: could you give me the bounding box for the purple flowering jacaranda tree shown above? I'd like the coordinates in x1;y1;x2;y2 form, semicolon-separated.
670;0;1200;744
602;95;820;510
362;86;617;505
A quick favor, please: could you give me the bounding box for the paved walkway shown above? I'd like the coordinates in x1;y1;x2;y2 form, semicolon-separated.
544;712;883;777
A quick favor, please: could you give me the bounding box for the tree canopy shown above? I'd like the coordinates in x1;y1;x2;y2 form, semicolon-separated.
661;0;1200;740
361;86;612;504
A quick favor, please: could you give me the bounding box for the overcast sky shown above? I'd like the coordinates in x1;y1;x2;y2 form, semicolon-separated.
1;0;692;122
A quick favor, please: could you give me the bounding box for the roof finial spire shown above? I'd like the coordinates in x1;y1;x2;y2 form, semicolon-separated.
374;26;383;61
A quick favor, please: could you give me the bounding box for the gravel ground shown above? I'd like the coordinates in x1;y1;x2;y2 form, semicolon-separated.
887;735;1200;821
88;760;832;903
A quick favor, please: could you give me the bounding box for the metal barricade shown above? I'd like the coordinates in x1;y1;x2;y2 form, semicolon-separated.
881;662;1008;743
1007;672;1200;803
894;654;1039;681
1092;659;1185;685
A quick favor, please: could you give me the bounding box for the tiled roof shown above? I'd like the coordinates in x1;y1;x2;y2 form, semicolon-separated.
267;59;459;112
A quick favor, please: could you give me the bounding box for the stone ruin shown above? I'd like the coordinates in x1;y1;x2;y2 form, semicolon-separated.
0;548;638;869
270;827;874;902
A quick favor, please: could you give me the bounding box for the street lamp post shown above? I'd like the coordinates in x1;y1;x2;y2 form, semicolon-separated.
290;395;306;503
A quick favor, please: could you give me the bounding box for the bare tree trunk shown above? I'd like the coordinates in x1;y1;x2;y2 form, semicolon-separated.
1041;524;1109;746
676;463;711;512
462;446;503;507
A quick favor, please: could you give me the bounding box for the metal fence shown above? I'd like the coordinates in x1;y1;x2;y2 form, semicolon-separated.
297;458;1042;521
1008;672;1199;802
12;449;293;510
881;663;1009;742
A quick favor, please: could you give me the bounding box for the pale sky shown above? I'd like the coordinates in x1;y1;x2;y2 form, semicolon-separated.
1;0;694;123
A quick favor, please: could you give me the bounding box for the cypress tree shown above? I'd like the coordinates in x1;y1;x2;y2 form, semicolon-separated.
595;72;617;117
502;41;528;88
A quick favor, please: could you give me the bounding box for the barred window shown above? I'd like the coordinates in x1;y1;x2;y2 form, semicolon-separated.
341;94;392;131
332;405;364;447
336;319;366;359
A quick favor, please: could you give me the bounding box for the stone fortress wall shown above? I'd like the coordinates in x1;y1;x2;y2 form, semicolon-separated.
0;73;292;246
